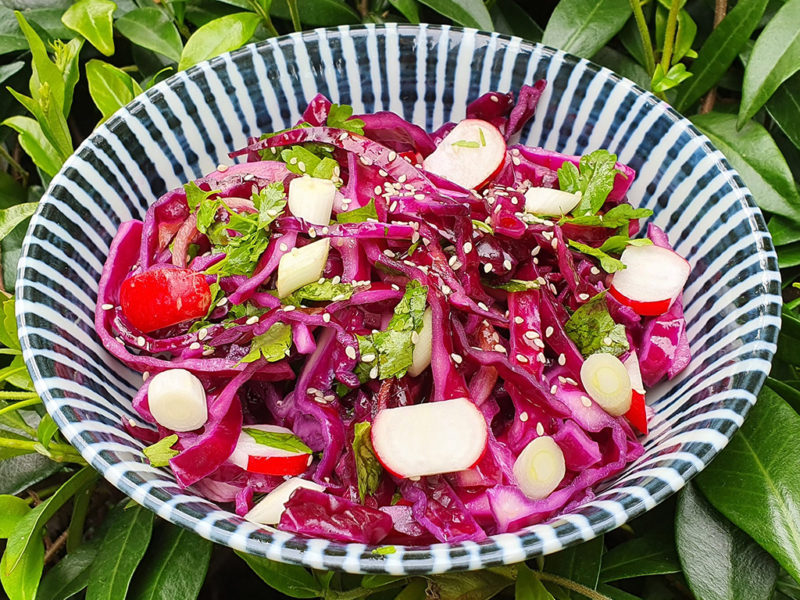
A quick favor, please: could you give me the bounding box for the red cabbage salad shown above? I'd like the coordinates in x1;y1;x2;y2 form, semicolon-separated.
95;83;692;545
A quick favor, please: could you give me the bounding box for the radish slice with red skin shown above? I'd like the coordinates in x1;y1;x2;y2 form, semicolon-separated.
371;397;488;478
580;353;632;417
244;478;325;526
230;424;312;476
623;352;648;434
610;245;690;316
422;119;506;189
513;436;566;500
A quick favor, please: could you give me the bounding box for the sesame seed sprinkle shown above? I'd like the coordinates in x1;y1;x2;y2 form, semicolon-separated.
590;267;600;275
516;354;528;363
558;353;566;366
581;396;592;407
322;313;331;323
566;377;578;386
463;242;473;254
389;201;398;212
203;347;215;356
384;249;396;258
101;303;114;310
503;259;512;270
309;227;317;238
246;316;259;325
551;238;559;250
536;423;545;435
217;164;228;172
345;346;357;360
578;293;590;301
484;263;493;273
190;342;201;350
283;305;296;312
520;412;529;422
360;155;372;166
362;353;376;362
514;316;524;324
136;336;145;347
332;276;341;284
494;344;507;353
524;331;537;340
391;284;400;291
542;231;554;241
217;297;228;307
322;226;329;234
478;302;489;311
370;366;379;379
531;246;541;257
550;385;558;394
280;243;288;252
198;328;208;340
603;336;613;345
374;185;382;195
379;169;388;177
538;353;547;363
449;255;458;267
388;151;397;161
142;372;150;381
451;353;463;364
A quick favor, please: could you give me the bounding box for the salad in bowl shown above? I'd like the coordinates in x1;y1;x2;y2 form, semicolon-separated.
95;83;691;545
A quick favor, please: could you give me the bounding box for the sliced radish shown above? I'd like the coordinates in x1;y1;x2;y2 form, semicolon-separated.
623;352;648;434
244;478;325;526
288;175;336;225
147;369;207;432
230;424;313;476
609;245;690;316
580;353;632;417
513;436;566;500
276;238;330;298
407;307;433;377
422;119;506;189
371;397;488;478
523;187;582;216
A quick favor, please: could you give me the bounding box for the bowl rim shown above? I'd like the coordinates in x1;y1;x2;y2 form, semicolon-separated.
15;22;781;573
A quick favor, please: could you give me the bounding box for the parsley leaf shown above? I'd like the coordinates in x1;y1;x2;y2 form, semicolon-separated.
238;322;293;364
143;435;180;467
558;150;622;216
599;236;653;255
568;240;626;273
355;280;428;381
184;181;219;211
283;279;356;305
252;182;287;230
352;421;382;502
242;427;312;454
336;198;378;224
206;230;269;277
560;204;653;228
564;292;630;357
326;103;365;135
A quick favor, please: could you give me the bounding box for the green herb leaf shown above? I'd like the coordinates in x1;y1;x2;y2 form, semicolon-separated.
352;421;382;503
238;322;293;364
178;12;260;71
85;60;143;122
598;236;652;255
61;0;116;56
541;0;632;59
676;482;778;600
326;103;365;136
472;219;494;235
252;182;286;229
281;145;328;176
416;0;492;30
312;157;338;180
114;7;183;64
564;292;629;357
242;428;312;454
488;279;542;292
558;150;621;216
184;181;217;213
560;204;653;229
283;279;356;305
567;240;626;273
205;229;269;277
142;435;180;468
336;198;378;224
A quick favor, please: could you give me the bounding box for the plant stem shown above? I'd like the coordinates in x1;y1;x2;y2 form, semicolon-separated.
699;0;728;114
536;572;612;600
0;397;41;416
0;437;85;463
660;0;681;72
0;144;30;187
44;529;68;564
0;391;39;400
629;0;656;76
247;0;279;37
286;0;302;32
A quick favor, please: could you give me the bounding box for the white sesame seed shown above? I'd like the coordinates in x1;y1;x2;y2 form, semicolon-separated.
391;284;400;291
503;259;512;270
390;201;398;212
534;339;546;349
388;151;397;161
289;157;298;165
411;231;420;243
578;293;590;301
520;412;529;422
542;231;554;241
217;297;228;307
484;263;493;273
581;396;592;407
280;243;288;252
243;173;255;181
298;161;306;173
322;313;331;323
478;302;489;311
531;246;541;257
566;377;578;386
411;331;419;344
494;344;507;353
217;164;229;172
332;275;341;284
536;423;545;435
403;260;415;267
511;196;519;205
246;316;259;325
524;331;536;340
345;346;357;360
374;185;382;195
550;384;558;394
198;328;209;341
398;174;407;183
322;226;329;235
142;371;150;381
590;267;600;275
324;394;335;402
549;284;558;294
362;353;376;362
558;376;567;383
384;249;396;258
203;347;215;356
136;336;145;347
442;285;452;295
360;155;372;166
537;277;547;285
338;132;348;141
538;353;547;363
551;238;559;250
516;354;528;363
190;342;201;350
309;227;317;238
514;316;524;324
451;353;463;364
603;336;613;346
379;169;388;177
370;366;379;379
101;303;114;310
283;305;296;312
491;95;499;102
558;353;566;366
463;242;473;254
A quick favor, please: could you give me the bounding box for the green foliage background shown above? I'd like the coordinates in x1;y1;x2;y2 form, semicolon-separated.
1;0;799;598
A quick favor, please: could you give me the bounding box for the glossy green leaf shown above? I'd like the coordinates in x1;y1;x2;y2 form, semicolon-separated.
1;535;44;600
416;0;492;30
516;564;554;599
766;378;800;413
178;12;260;71
673;0;768;111
395;579;427;600
0;454;61;496
1;212;30;294
592;47;650;89
767;72;800;152
696;387;800;584
85;60;143;121
777;242;800;268
235;551;322;598
769;215;800;246
544;536;603;597
0;60;24;87
0;202;38;243
426;568;515;599
36;414;58;448
542;0;631;59
738;0;800;126
35;541;99;600
0;8;27;54
0;495;30;538
596;584;642;600
61;0;116;56
86;504;154;600
388;0;419;23
128;524;212;600
269;0;358;26
4;467;97;574
0;294;19;351
491;0;543;43
1;117;61;178
691;112;800;222
115;8;183;63
600;529;680;582
676;482;778;600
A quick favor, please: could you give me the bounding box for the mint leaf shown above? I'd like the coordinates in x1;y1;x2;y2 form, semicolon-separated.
560;204;653;228
564;292;629;357
143;435;179;467
238;322;293;364
283;279;355;305
568;240;626;273
352;421;382;502
558;150;622;216
326;103;365;135
243;428;312;454
336;199;378;224
252;182;286;230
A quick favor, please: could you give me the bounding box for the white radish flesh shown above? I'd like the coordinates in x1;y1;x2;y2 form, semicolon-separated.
147;369;207;432
288;176;336;225
610;245;690;316
407;307;433;377
513;436;566;500
523;187;582;216
230;424;312;476
623;351;645;395
422;119;506;189
371;397;487;478
244;478;325;526
580;353;632;417
276;238;330;298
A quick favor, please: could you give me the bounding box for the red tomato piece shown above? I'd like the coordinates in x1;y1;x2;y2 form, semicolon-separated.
625;390;648;435
120;267;211;333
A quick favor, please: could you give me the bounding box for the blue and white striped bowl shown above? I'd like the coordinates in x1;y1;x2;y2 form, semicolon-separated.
16;24;781;573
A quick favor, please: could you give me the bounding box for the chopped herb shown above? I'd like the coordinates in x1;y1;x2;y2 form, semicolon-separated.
372;546;396;555
407;240;421;257
451;140;481;149
558;150;623;216
352;421;382;502
472;219;494;235
283;279;356;305
143;434;179;467
479;128;486;146
238;322;293;365
184;181;219;211
337;198;378;224
488;279;542;292
598;235;653;255
564;292;629;357
252;182;287;230
326;103;365;135
568;240;626;273
228;302;268;320
243;427;312;454
560;204;653;229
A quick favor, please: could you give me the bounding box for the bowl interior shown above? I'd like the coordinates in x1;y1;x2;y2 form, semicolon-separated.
16;24;781;574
